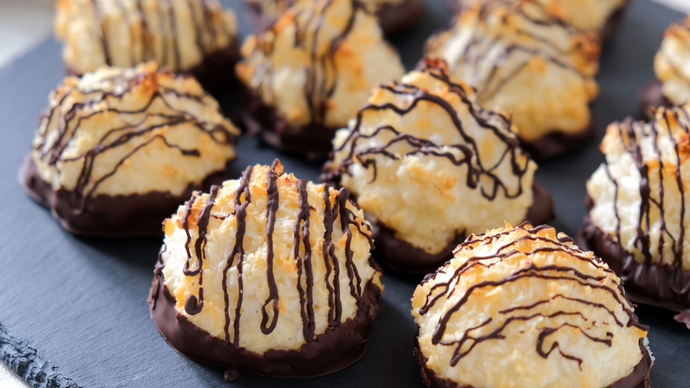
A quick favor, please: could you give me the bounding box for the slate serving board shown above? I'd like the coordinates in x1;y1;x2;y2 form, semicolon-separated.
1;0;689;386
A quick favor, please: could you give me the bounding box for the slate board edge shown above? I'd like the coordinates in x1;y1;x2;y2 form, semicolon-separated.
0;0;688;387
1;322;82;388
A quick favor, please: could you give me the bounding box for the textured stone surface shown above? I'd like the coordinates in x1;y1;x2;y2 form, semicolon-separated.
0;323;79;388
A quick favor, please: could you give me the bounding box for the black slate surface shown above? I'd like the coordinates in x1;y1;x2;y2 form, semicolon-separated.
0;0;689;387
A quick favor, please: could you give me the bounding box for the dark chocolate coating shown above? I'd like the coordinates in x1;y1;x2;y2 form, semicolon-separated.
149;268;382;379
375;0;425;36
519;120;597;160
245;0;424;36
601;0;631;44
414;336;471;388
414;334;652;388
19;154;227;238
185;43;240;95
638;79;674;121
369;181;555;274
65;43;240;95
578;213;690;329
240;89;340;161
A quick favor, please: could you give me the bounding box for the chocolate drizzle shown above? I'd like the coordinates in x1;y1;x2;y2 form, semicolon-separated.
260;161;281;334
182;186;220;315
305;0;354;123
31;67;237;220
320;184;373;326
162;161;378;379
417;223;648;372
324;61;554;271
245;0;423;36
294;179;316;342
414;334;651;388
645;17;690;111
150;268;381;379
425;1;599;155
429;1;598;100
73;0;234;72
452;0;631;42
222;165;253;379
327;60;531;203
239;0;388;159
90;0;111;66
580;107;690;322
247;0;362;126
322;185;342;325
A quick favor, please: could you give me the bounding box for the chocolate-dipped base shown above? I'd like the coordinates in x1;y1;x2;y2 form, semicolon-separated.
19;155;227;238
375;0;425;36
369;181;555;274
240;90;339;161
638;79;674;121
65;43;240;95
578;214;690;329
413;334;651;388
601;1;631;44
186;43;240;95
148;267;382;380
519;121;596;160
245;0;424;36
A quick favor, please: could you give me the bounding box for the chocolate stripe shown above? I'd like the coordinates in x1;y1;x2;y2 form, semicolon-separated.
419;223;646;370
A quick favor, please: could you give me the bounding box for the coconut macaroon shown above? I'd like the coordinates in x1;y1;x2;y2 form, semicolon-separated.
425;1;601;159
236;0;405;160
244;0;424;36
19;62;239;237
452;0;630;39
323;60;554;273
578;106;690;328
412;223;652;388
640;15;690;118
55;0;239;91
149;161;383;380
